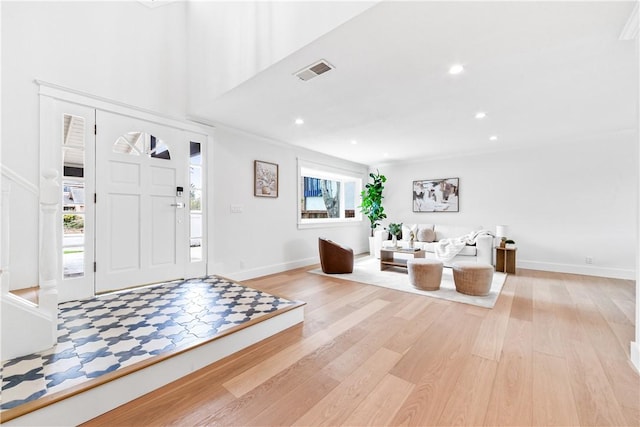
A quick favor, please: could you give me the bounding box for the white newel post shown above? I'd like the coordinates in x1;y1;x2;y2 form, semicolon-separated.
40;169;59;341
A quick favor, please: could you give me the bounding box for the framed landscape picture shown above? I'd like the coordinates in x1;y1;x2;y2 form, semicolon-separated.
254;160;278;198
413;177;459;212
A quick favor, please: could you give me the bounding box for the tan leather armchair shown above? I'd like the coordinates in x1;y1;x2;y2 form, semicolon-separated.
318;237;354;274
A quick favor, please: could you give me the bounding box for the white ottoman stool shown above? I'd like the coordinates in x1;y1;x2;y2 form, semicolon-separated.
407;258;443;291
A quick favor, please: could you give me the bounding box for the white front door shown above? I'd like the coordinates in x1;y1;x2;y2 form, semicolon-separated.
95;111;188;293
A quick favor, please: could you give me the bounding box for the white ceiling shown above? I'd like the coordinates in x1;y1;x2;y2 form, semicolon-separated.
195;1;638;166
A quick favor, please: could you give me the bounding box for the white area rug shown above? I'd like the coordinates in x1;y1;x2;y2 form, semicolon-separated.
309;256;507;308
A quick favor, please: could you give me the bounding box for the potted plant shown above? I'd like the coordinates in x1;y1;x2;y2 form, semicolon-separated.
359;170;387;255
386;222;402;247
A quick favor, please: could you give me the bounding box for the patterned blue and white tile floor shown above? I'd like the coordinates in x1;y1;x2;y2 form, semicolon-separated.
1;276;299;413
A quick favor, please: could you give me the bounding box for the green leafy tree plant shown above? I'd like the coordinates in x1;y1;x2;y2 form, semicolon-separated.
359;170;387;237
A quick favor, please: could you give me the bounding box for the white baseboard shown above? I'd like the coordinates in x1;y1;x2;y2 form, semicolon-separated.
222;245;371;282
4;306;305;426
631;342;640;374
224;257;319;281
223;256;635;282
519;260;635;280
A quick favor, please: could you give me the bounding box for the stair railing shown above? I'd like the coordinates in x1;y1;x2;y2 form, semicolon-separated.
1;164;58;359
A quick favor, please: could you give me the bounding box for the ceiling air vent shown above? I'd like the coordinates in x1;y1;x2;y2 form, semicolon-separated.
294;60;334;81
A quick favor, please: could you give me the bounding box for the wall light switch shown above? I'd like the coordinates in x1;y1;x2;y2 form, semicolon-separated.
230;204;244;213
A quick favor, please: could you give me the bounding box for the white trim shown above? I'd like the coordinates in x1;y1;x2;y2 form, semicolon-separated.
0;164;39;195
297;158;365;227
36;80;211;135
185;131;208;279
1;292;56;361
185;114;218;130
297;156;366;178
519;260;635;280
2;306;304;426
224;257;319;282
223;249;370;282
297;220;364;230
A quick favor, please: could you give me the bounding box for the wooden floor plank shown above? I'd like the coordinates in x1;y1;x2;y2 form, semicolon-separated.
563;272;597;306
471;277;515;361
561;332;629;427
83;268;638;427
583;277;634;326
305;284;381;319
532;277;565;357
389;311;483;426
384;300;449;355
321;313;406;383
598;351;640;427
222;298;389;397
233;308;396;427
197;325;369;426
483;317;533;426
532;351;580;426
394;295;434;320
292;347;402;426
436;355;498;426
244;371;340;426
341;374;415;427
611;295;636;325
577;299;630;363
609;322;635;359
508;273;533;322
595;276;636;305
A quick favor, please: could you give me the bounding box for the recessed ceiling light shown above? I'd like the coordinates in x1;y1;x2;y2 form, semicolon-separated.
383;152;389;157
448;64;464;75
351;140;358;145
489;135;498;141
475;112;487;119
295;118;304;125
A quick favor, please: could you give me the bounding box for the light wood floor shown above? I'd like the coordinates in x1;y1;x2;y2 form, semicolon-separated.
84;267;639;426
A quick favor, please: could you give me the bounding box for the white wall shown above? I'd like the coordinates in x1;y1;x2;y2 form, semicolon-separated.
187;1;377;111
209;126;369;281
3;0;187;183
1;1;188;289
1;0;372;290
373;133;637;279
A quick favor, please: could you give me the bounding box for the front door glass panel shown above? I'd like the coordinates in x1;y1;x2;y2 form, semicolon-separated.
190;141;202;262
113;132;171;160
62;114;86;278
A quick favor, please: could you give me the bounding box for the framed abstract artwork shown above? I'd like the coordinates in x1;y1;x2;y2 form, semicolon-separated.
254;160;278;198
412;177;459;212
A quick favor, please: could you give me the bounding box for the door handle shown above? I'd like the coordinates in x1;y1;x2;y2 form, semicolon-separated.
170;203;185;208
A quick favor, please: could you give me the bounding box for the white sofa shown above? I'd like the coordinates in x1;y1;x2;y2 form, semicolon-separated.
374;223;493;266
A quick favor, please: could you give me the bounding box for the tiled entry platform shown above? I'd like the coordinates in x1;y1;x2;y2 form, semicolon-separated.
1;276;304;425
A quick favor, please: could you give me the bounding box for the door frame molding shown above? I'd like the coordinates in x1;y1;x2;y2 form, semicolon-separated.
37;80;211;134
38;80;212;302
